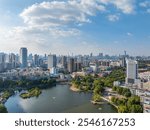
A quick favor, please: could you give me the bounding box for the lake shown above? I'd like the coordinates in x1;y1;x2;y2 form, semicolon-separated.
5;84;117;113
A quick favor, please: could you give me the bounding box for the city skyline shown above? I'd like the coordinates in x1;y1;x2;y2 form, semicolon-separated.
0;0;150;56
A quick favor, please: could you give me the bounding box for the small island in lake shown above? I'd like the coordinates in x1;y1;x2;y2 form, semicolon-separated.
20;87;42;99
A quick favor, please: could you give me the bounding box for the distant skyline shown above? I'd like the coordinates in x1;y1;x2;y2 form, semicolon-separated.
0;0;150;56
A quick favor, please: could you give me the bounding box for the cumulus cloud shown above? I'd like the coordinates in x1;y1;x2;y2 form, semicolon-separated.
14;0;108;40
107;14;119;22
20;0;135;28
20;0;106;27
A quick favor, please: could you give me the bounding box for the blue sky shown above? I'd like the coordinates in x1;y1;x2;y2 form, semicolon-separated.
0;0;150;56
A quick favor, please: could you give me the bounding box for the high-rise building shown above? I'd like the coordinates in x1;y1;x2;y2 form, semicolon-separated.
99;53;103;58
0;53;5;72
61;56;67;69
126;59;138;84
90;53;93;57
34;54;39;67
74;62;82;72
120;57;126;67
9;53;16;68
20;47;28;68
68;58;74;73
48;54;57;70
0;53;5;64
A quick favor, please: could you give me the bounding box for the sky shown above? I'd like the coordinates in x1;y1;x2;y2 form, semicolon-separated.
0;0;150;56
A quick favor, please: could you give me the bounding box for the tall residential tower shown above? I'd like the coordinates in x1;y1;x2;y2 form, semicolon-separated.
126;59;138;84
20;47;28;68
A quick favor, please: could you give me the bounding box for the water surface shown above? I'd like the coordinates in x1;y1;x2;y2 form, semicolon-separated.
5;85;117;113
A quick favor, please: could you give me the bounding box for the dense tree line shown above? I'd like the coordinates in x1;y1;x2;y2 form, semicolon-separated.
72;68;126;90
72;75;94;91
103;68;125;87
112;86;131;97
72;68;126;102
0;78;56;92
72;75;105;102
111;96;143;113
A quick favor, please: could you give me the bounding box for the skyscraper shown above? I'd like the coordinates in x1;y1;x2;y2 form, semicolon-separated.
34;54;39;67
126;59;138;84
0;53;5;72
48;54;57;70
68;58;74;73
61;56;67;69
20;47;27;68
121;57;126;67
9;53;16;68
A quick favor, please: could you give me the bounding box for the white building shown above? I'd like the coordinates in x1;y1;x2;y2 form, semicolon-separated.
126;59;138;84
89;63;97;72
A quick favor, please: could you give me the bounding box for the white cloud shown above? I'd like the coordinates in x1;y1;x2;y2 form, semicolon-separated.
107;14;119;22
17;0;107;41
20;0;106;27
18;0;135;38
20;0;135;28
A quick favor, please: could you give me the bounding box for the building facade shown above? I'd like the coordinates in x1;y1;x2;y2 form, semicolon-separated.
20;48;28;68
126;59;138;84
48;54;57;70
